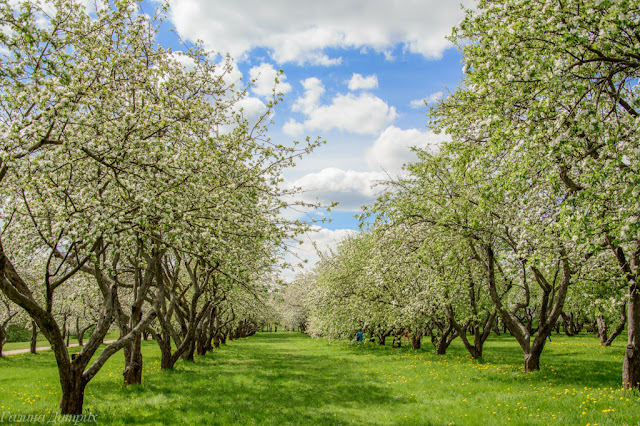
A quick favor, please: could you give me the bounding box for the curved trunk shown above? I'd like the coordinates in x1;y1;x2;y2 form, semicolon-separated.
181;339;195;361
602;303;627;347
431;322;457;355
597;315;609;345
524;347;542;373
392;334;402;348
377;330;390;346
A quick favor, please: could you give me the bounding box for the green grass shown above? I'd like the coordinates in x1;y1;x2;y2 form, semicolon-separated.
0;332;638;425
2;331;120;352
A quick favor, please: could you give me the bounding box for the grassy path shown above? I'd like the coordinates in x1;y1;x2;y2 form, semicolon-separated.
1;332;639;424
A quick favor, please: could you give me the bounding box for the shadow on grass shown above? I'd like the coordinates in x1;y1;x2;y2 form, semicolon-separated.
1;332;631;425
334;332;626;390
93;333;399;425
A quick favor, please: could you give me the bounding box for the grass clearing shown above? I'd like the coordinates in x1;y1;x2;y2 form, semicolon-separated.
0;332;638;424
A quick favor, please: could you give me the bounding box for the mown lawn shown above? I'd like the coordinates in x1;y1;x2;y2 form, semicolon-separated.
2;331;120;352
0;331;638;425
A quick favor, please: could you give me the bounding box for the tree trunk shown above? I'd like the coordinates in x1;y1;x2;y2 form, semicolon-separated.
603;305;626;346
524;346;543;373
122;304;144;386
377;330;390;345
430;320;458;356
434;328;456;355
160;341;174;370
411;334;421;349
597;315;609;345
61;315;67;344
623;290;640;390
605;236;640;390
123;339;143;386
181;339;195;361
446;304;495;359
76;318;83;347
435;339;447;355
59;371;88;415
0;324;5;358
30;321;38;354
196;334;206;356
562;312;578;336
392;334;401;348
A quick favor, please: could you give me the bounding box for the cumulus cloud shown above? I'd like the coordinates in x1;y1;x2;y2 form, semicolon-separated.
289;168;387;211
249;62;292;97
292;77;325;115
409;91;444;109
233;96;268;125
282;227;357;281
366;126;449;171
284;78;397;136
167;0;474;65
348;73;378;91
282;119;306;137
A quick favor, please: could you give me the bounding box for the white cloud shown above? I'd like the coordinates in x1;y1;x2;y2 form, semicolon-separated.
366;126;449;171
249;62;292;97
282;227;357;281
409;98;426;109
348;73;378;91
285;78;397;136
233;96;268;124
289;168;386;211
409;91;444;109
282;119;306;137
292;77;325;115
167;0;475;65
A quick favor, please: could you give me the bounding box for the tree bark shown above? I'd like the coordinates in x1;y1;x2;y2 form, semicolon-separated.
30;321;38;354
411;333;421;349
377;330;390;345
122;303;144;386
59;370;88;415
605;235;640;390
480;243;571;372
0;324;5;358
430;321;458;355
524;345;543;373
122;340;143;386
76;318;82;347
596;314;608;345
624;290;640;389
181;339;195;361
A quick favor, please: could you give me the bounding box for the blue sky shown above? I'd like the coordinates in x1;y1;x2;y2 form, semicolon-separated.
146;0;473;277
